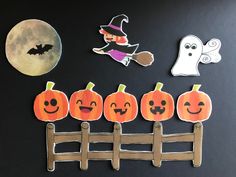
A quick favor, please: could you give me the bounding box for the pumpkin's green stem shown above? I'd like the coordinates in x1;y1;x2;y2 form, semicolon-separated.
46;81;55;90
118;84;126;92
86;82;95;90
192;84;201;91
154;82;163;91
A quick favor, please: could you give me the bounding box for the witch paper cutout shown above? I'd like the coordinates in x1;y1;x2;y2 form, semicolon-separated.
93;14;154;67
171;35;221;76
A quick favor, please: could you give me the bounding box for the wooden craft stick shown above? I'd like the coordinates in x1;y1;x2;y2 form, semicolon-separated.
88;152;113;160
46;123;55;172
152;122;162;167
161;151;193;161
193;122;203;167
112;123;121;170
80;122;89;170
46;122;204;171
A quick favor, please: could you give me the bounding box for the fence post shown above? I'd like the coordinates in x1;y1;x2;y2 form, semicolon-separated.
46;123;55;172
80;122;90;170
112;123;121;170
152;122;162;167
193;122;203;167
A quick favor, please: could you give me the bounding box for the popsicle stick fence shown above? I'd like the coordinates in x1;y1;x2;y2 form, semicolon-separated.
46;122;203;171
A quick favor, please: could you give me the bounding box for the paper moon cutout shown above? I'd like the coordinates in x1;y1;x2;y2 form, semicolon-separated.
5;19;62;76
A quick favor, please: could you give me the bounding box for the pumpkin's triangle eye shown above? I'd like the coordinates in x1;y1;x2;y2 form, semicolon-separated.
184;102;190;106
198;102;205;106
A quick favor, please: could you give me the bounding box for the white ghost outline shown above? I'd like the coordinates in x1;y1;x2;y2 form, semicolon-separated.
171;35;221;76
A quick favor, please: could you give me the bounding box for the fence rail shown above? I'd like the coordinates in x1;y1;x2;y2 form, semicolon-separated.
46;122;203;171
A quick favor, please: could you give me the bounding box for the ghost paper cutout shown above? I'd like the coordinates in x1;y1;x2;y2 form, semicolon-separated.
171;35;221;76
93;14;154;67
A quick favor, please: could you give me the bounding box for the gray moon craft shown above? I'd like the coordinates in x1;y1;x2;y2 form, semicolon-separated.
5;19;62;76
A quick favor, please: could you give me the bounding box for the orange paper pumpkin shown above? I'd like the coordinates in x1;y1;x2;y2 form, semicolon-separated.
141;82;174;121
104;84;138;123
34;81;69;122
177;84;212;123
70;82;103;121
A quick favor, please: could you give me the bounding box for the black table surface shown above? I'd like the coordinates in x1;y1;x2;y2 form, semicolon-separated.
0;0;235;177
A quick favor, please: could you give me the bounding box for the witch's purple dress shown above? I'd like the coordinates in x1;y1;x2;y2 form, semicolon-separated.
101;42;139;62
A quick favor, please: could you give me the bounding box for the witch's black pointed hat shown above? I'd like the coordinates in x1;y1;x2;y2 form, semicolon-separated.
100;14;129;36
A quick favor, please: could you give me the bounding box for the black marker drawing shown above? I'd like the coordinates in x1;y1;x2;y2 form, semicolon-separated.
27;44;53;55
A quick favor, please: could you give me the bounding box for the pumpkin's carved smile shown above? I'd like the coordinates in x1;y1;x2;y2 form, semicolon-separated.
44;106;59;114
187;108;202;114
79;106;93;113
150;106;165;115
114;108;127;115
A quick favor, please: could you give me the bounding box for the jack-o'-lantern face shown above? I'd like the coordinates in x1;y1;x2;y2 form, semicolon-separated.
70;82;103;121
104;84;138;123
141;82;174;121
43;98;59;114
177;84;212;123
110;101;131;116
34;81;69;122
75;100;97;114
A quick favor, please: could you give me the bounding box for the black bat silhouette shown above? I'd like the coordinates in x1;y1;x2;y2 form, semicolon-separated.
27;44;53;55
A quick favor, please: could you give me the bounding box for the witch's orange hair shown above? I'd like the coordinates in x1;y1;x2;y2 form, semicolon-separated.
99;29;128;44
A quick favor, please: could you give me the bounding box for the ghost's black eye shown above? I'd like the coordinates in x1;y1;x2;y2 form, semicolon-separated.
161;100;166;106
149;100;154;106
184;102;191;106
44;101;49;106
50;99;57;106
191;44;197;49
185;43;190;49
198;102;205;106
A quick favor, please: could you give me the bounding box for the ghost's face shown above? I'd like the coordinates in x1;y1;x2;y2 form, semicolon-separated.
179;36;203;60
